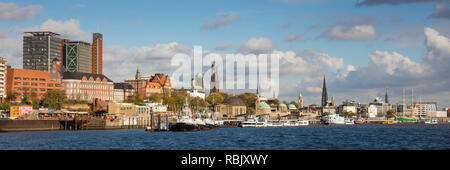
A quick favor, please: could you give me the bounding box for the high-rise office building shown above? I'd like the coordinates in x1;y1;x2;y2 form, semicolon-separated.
92;33;103;74
23;31;62;72
65;41;92;73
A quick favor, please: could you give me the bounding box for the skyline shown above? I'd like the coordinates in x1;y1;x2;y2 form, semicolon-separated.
0;0;450;107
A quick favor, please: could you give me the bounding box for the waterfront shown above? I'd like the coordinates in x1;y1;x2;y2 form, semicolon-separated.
0;124;449;150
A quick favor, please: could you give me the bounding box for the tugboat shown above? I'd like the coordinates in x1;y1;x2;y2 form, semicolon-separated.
169;101;217;132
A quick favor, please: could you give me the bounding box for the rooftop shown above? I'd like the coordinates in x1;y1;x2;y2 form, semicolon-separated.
62;72;113;82
24;31;60;36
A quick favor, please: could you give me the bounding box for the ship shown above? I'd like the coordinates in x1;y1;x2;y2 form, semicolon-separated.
168;101;217;132
323;113;345;125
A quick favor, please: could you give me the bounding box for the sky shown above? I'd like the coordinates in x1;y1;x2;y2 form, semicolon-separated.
0;0;450;108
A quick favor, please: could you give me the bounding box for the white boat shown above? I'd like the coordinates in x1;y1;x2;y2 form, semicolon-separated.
297;120;309;126
344;118;355;125
267;122;283;127
423;119;438;124
241;117;267;128
282;121;298;126
324;113;345;125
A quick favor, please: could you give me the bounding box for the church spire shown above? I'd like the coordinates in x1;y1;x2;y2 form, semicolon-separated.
135;65;141;80
321;75;328;107
385;87;389;104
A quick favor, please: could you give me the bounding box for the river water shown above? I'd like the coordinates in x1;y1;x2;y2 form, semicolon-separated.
0;124;449;150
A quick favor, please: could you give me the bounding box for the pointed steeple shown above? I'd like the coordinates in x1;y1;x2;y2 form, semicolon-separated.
135;65;141;80
385;87;389;104
321;75;328;107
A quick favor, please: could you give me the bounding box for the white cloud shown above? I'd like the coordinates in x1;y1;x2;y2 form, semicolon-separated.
24;19;90;41
424;27;450;74
326;25;376;41
238;37;277;54
103;42;192;82
0;2;42;21
0;19;91;68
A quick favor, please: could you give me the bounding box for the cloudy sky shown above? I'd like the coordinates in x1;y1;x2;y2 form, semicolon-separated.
1;0;450;108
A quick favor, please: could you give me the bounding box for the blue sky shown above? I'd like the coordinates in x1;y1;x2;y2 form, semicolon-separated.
1;0;450;107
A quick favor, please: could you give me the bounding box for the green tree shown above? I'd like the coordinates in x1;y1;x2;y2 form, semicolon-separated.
31;97;41;109
148;94;162;103
386;109;397;118
206;92;224;111
173;95;186;112
43;90;66;110
0;101;11;110
129;93;144;105
189;97;205;112
163;96;175;111
238;93;257;113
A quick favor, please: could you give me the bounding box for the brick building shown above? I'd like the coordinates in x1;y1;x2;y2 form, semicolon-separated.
125;68;171;99
6;68;62;102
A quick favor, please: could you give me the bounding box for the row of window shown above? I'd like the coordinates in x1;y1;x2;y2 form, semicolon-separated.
14;87;47;92
13;93;45;97
13;82;59;87
14;77;46;81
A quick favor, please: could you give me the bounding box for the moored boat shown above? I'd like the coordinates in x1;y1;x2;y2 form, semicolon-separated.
324;113;345;125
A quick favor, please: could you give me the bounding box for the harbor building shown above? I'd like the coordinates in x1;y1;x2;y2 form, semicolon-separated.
62;72;114;102
367;105;377;118
338;99;358;114
65;41;92;73
92;33;103;74
413;102;437;118
217;96;247;117
23;31;62;72
0;57;6;101
113;83;135;102
6;68;62;102
9;105;33;119
125;67;172;99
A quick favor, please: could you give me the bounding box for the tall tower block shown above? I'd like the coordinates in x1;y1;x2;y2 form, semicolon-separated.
92;33;103;74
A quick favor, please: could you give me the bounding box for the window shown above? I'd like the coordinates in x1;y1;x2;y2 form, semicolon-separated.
31;78;38;81
40;88;45;92
23;78;29;80
23;82;29;85
40;83;45;86
31;83;37;86
14;82;21;85
39;78;46;81
14;77;21;80
48;84;53;87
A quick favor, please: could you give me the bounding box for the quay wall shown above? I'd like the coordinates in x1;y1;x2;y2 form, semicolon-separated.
0;120;61;132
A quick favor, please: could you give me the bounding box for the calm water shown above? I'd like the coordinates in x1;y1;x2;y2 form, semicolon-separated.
0;124;449;150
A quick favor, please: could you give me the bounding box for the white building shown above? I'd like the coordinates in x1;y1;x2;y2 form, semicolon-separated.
0;57;6;100
414;102;437;117
113;83;135;102
367;105;377;118
187;89;205;99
